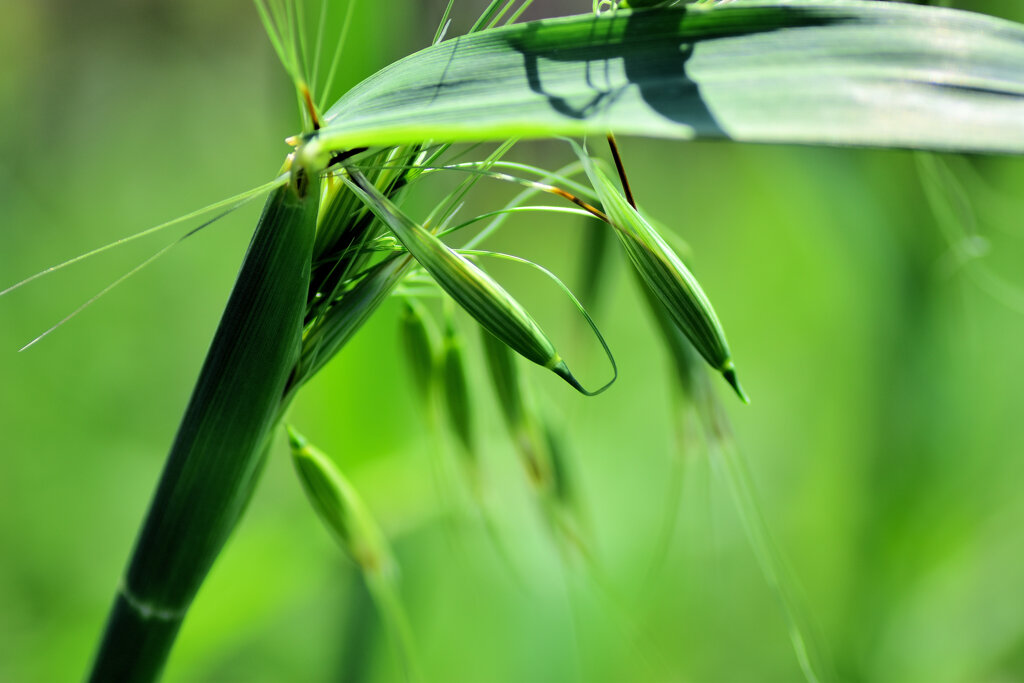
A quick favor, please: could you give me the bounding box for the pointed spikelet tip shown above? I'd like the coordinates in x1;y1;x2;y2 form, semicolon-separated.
722;363;750;404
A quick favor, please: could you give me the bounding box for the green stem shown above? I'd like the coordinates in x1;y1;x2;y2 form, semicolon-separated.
87;593;186;683
87;175;320;682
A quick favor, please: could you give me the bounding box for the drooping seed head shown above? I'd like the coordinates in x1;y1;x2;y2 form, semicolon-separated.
542;418;575;508
441;321;475;455
342;168;591;394
575;144;748;402
479;326;551;487
480;326;526;433
287;426;396;577
400;298;439;402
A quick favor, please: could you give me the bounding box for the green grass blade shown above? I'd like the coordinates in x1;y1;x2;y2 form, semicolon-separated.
484;0;517;29
309;0;328;91
471;0;506;33
433;0;455;45
87;174;320;683
318;0;359;111
505;0;535;26
308;2;1024;156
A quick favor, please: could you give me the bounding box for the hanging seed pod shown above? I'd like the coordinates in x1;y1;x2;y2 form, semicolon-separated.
286;427;424;681
287;427;396;577
342;168;597;395
400;298;439;402
639;280;703;400
441;321;474;455
478;309;591;558
574;145;748;402
479;327;556;494
480;327;526;434
542;418;575;508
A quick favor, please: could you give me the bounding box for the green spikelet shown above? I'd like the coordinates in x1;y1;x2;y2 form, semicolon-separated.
574;143;748;402
342;168;595;394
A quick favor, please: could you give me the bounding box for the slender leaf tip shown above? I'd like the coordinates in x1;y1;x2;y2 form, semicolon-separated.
722;362;750;404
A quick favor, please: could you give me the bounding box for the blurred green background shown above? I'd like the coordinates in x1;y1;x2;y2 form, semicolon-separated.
3;1;1024;681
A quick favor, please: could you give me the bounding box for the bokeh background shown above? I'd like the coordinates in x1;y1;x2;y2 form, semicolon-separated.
2;1;1024;681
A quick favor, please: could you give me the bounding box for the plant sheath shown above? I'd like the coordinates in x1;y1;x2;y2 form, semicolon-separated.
87;173;320;683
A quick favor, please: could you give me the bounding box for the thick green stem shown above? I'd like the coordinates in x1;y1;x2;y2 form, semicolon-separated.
87;593;185;683
87;176;320;682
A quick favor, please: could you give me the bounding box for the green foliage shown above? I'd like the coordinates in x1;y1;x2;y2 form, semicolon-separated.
5;2;1024;682
312;2;1024;155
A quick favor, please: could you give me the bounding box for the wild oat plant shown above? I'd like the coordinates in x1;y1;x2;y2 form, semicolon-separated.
4;0;1024;681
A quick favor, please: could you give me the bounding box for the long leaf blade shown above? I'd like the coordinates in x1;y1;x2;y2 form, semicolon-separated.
308;2;1024;155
